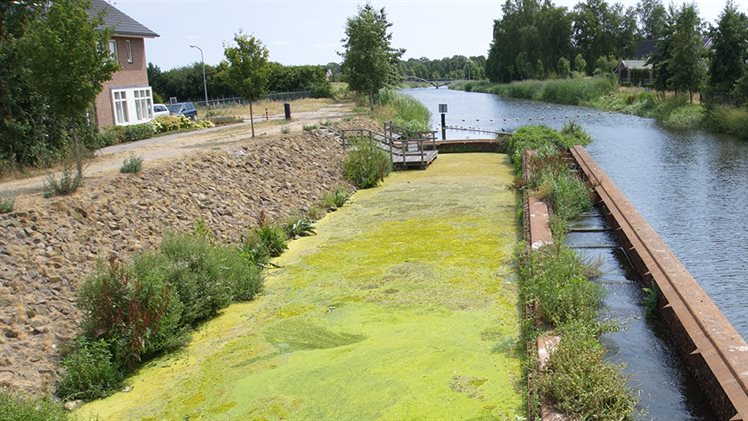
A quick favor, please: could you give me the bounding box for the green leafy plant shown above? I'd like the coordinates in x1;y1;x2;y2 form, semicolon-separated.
243;212;288;265
302;124;318;131
343;137;392;188
0;194;15;213
537;333;636;419
56;337;123;402
120;155;143;174
0;390;68;421
643;285;660;317
284;217;316;238
43;141;86;197
323;186;351;209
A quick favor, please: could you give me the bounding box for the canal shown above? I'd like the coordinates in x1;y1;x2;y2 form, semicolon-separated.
404;86;747;419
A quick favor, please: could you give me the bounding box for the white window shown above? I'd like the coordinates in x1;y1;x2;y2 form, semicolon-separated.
113;90;129;125
125;40;133;64
133;89;153;121
112;87;154;126
109;40;118;63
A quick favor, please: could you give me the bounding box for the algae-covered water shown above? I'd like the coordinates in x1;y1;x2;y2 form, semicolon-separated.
77;153;522;420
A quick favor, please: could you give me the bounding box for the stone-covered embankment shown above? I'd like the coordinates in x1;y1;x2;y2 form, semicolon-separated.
0;131;348;395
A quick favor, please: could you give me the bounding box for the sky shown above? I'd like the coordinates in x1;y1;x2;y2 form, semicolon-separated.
110;0;739;71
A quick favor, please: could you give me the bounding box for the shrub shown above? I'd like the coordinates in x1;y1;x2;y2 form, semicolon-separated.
284;217;316;238
379;90;431;131
43;142;86;197
160;233;235;326
302;124;318;131
120;155;143;174
323;185;351;209
506;125;577;173
56;337;123;401
661;105;705;130
0;194;15;213
0;390;68;421
560;121;592;145
281;125;291;134
77;259;184;368
343;136;392;188
707;105;748;139
208;115;242;126
537;333;636;419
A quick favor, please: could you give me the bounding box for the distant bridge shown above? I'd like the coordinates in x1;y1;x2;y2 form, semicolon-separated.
401;75;456;89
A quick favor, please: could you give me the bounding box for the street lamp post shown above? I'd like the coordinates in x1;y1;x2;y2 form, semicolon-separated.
190;44;209;109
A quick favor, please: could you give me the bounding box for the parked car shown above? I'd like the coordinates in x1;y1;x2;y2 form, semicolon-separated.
167;102;197;120
153;103;170;118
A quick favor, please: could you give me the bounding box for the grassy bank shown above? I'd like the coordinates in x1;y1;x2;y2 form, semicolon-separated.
508;124;637;419
369;89;431;132
451;79;748;139
451;78;617;106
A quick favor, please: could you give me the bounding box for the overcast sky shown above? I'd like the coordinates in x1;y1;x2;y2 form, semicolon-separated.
111;0;738;70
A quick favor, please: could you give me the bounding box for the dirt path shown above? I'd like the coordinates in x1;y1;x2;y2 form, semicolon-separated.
1;102;354;203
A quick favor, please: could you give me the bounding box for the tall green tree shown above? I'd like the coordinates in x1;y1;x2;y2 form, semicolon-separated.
340;4;403;108
708;1;748;94
572;0;638;74
1;0;117;168
668;4;707;102
636;0;668;39
224;32;270;137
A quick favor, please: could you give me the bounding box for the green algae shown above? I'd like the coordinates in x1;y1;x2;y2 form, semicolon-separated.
77;153;523;420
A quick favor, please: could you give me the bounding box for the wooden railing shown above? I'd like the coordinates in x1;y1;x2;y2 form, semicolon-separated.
337;122;438;169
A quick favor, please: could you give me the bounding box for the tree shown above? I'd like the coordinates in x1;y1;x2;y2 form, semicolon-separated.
668;4;707;102
1;0;118;168
574;53;587;74
708;1;748;94
557;57;572;78
224;32;270;137
572;0;638;74
340;4;403;108
636;0;668;39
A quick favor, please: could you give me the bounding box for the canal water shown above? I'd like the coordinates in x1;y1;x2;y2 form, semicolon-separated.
78;154;523;420
403;87;746;418
405;87;748;340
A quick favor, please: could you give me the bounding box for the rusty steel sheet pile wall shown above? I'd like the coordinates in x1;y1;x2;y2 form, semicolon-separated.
569;145;748;420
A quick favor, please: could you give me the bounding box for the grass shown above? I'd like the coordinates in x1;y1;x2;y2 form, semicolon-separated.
322;185;351;209
0;193;14;213
451;77;618;106
369;90;431;132
0;390;68;421
120;155;143;174
455;79;748;138
200;97;336;120
509;123;636;418
43;142;86;198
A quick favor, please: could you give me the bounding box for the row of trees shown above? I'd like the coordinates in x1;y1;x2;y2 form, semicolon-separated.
1;0;118;168
486;0;675;82
649;1;748;103
147;61;333;104
399;56;487;81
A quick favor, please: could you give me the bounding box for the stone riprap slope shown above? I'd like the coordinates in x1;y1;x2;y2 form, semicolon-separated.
0;131;348;395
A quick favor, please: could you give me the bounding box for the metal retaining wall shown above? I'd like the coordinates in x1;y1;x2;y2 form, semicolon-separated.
570;145;748;420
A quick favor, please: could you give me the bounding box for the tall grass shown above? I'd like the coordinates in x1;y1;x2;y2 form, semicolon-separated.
707;105;748;139
451;77;617;106
375;90;431;131
0;390;68;421
343;136;392;189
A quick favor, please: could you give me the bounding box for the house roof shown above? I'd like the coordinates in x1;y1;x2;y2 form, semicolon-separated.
88;0;158;38
619;60;652;70
633;39;658;59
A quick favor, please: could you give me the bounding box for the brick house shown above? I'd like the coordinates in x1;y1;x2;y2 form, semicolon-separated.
88;0;158;128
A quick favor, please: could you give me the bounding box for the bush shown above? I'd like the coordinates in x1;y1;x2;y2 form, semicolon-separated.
302;124;318;132
506;125;578;173
0;194;15;214
284;217;316;238
379;90;431;131
323;185;351;209
0;390;68;421
560;121;592;145
661;105;705;130
343;136;392;188
43;142;86;197
243;216;288;266
208;115;243;126
707;105;748;139
56;337;123;401
78;259;185;368
537;333;636;419
120;155;143;173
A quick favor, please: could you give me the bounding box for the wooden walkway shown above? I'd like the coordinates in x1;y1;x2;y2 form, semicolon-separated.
338;122;438;170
